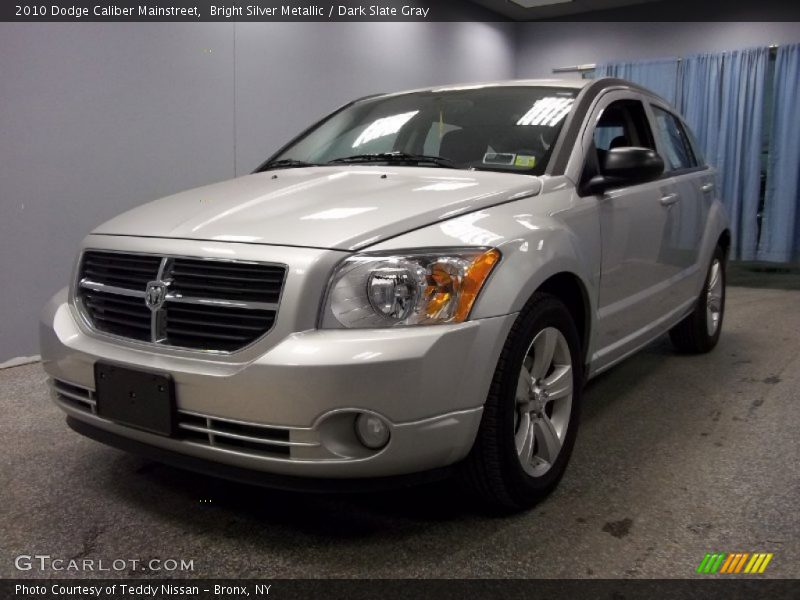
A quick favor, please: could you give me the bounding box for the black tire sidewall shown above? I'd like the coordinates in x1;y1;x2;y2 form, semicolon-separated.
696;246;726;350
498;296;583;502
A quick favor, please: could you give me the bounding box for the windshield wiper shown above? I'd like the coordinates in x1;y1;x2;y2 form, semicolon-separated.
258;158;320;171
327;152;457;169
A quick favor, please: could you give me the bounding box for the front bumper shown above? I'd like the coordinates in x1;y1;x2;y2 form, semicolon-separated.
41;288;515;479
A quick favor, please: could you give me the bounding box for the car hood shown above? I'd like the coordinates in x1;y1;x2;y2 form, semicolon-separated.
93;166;542;251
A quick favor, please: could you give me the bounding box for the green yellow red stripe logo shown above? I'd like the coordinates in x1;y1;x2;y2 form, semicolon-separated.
696;552;773;574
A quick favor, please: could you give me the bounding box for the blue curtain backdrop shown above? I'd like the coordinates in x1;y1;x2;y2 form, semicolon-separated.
678;53;725;170
712;47;769;260
595;58;681;105
758;43;800;262
595;47;770;261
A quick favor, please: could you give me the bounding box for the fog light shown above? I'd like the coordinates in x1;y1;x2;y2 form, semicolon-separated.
354;413;390;449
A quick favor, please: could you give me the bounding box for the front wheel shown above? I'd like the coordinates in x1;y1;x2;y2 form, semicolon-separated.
669;245;726;353
460;293;583;512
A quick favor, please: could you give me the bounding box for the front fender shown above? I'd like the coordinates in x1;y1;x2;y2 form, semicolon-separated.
368;189;601;349
473;224;596;319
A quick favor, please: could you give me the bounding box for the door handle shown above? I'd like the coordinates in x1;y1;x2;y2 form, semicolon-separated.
660;193;680;207
701;182;715;193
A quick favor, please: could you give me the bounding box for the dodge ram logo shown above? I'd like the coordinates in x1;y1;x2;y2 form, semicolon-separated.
144;281;167;311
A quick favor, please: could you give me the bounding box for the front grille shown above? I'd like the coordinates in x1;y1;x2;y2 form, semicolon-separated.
52;379;96;413
81;251;162;290
177;411;318;458
50;380;316;460
76;250;286;352
168;258;285;303
82;289;152;341
164;304;276;352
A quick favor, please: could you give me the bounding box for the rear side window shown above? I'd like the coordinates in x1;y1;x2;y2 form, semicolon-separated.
651;106;697;171
683;124;706;167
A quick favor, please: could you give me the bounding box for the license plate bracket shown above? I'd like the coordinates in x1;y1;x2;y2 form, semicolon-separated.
95;363;175;436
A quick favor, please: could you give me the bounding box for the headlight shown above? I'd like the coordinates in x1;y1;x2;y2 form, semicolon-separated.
320;248;501;328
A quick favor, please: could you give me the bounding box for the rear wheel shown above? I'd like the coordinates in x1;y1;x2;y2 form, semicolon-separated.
461;293;583;512
669;245;726;353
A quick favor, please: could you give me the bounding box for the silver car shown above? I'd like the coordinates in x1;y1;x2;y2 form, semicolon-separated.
40;78;729;510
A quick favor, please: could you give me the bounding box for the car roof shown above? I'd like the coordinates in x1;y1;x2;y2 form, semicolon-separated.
429;79;592;91
371;78;591;99
368;77;672;101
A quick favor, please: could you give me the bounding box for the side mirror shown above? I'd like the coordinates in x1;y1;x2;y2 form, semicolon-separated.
586;147;664;195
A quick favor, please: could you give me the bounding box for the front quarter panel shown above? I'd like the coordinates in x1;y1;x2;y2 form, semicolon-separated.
698;185;731;281
368;180;601;356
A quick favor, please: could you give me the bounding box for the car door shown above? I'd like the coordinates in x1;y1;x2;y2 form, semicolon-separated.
579;92;679;371
647;102;712;310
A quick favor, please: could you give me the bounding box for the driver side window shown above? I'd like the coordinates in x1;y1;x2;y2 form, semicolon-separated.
593;99;656;160
580;98;657;194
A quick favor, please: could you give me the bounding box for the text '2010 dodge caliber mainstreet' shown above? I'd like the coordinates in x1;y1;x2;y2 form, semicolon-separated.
41;78;729;510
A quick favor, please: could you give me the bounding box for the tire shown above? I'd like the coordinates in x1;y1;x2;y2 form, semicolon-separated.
669;245;726;354
460;292;583;512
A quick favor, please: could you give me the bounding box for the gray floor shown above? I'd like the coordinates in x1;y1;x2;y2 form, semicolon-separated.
1;285;798;579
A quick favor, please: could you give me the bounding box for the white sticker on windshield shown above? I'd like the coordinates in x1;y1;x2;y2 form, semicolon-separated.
483;152;516;165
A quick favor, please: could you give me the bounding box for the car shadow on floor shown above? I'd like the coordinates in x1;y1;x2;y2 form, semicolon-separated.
97;332;721;541
580;335;674;422
105;451;488;548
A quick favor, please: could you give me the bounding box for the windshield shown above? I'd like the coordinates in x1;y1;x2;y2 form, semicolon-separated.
262;86;578;175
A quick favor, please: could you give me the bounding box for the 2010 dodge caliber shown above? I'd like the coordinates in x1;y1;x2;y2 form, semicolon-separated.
40;78;729;510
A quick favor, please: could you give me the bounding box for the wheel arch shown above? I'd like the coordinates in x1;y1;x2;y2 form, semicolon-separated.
470;227;598;371
534;272;591;367
717;229;731;260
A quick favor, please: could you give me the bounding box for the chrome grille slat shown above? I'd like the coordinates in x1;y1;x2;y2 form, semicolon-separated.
164;295;278;311
84;263;158;274
56;388;97;407
179;409;292;429
170;260;281;274
80;280;148;298
156;303;269;321
166;315;266;331
163;327;253;343
93;313;153;331
177;424;317;448
52;380;96;414
170;270;284;284
76;251;285;352
87;296;150;309
170;281;279;296
84;253;161;265
84;303;149;320
177;411;298;457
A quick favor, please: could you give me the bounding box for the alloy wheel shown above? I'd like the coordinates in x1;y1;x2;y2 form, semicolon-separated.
706;258;723;336
514;327;574;477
